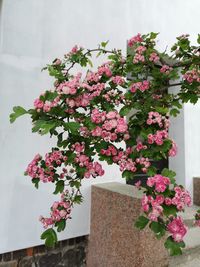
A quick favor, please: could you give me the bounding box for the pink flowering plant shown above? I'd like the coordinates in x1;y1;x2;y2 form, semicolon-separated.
10;33;200;255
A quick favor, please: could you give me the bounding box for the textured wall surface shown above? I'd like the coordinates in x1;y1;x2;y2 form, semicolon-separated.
0;236;87;267
87;183;169;267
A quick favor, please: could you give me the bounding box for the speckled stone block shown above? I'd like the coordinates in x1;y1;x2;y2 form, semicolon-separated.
87;182;169;267
193;177;200;205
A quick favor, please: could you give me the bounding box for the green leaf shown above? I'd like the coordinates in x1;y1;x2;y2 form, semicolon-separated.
74;194;83;204
41;228;58;247
147;166;157;177
55;219;66;232
150;32;159;39
170;108;180;117
65;152;76;163
172;100;182;109
198;34;200;44
64;122;80;134
164;236;185;256
135;216;149;229
119;106;132;116
69;180;81;189
32;178;40;189
53;180;65;194
161;168;176;178
189;94;198;104
161;168;176;184
149;221;166;239
163;205;177;217
155;107;169;115
32;120;57;135
10;106;28;123
95;141;108;153
122;170;133;180
101;41;109;48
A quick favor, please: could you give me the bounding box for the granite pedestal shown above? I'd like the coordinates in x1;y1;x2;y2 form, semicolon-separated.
87;182;169;267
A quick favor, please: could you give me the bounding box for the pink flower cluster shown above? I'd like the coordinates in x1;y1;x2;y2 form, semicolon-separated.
133;45;147;64
86;71;100;83
91;109;129;141
40;191;72;228
34;96;60;113
130;80;150;93
57;73;82;95
85;63;112;83
57;74;106;112
128;34;143;47
141;184;191;219
136;142;147;152
135;46;146;54
72;142;105;178
147;174;170;193
149;52;159;63
101;146;136;173
147;130;168;146
102;88;125;106
146;111;169;128
100;145;117;156
170;186;191;211
135;157;151;173
111;75;125;85
100;146;151;174
183;69;200;84
26;151;67;183
160;65;173;74
66;45;83;57
98;63;112;77
133;53;145;64
141;194;164;221
167;216;188;242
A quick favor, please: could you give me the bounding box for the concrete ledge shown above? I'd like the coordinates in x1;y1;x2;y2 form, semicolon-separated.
93;182;144;198
87;182;168;267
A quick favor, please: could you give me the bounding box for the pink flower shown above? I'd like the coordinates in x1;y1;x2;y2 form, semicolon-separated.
106;111;117;119
156;195;165;205
149;52;159;63
98;65;112;77
133;54;145;64
160;65;173;74
135;180;141;189
183;69;200;84
34;98;44;109
112;76;125;85
116;118;128;133
130;81;150;93
143;204;149;212
169;140;178;157
147;134;154;144
165;197;172;206
91;126;102;137
71;45;79;54
135;46;146;54
167;217;188;242
155;182;167;193
147;177;155;187
136;142;147;152
128;34;143;47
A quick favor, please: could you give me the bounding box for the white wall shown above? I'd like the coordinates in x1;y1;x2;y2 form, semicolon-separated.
1;0;200;253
